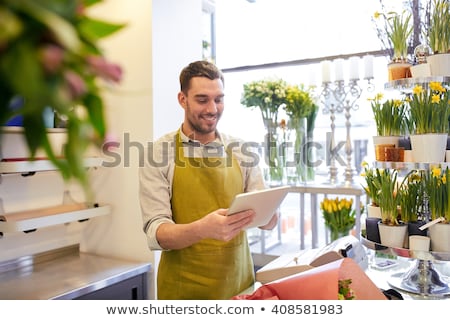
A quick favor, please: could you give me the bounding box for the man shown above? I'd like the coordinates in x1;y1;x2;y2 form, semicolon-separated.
139;60;278;299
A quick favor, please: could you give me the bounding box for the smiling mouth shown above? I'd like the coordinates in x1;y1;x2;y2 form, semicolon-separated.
202;114;217;121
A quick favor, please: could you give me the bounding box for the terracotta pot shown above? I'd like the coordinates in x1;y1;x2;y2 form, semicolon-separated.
388;61;411;81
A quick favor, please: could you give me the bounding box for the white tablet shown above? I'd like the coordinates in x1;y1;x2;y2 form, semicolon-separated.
228;186;290;229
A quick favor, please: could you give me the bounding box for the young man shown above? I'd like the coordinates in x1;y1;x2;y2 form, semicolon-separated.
139;60;278;299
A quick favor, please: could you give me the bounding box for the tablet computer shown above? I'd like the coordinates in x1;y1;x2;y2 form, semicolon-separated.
228;185;290;229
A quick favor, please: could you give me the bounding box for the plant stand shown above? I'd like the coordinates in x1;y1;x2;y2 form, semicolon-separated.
388;259;450;296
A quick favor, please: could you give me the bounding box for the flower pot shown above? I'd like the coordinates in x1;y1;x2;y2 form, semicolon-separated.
378;222;408;248
373;136;400;161
367;204;382;219
365;217;381;243
387;61;411;81
410;133;447;163
429;223;450;252
427;53;450;77
410;63;431;78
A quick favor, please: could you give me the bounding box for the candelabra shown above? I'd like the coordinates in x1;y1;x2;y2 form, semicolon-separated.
319;56;374;186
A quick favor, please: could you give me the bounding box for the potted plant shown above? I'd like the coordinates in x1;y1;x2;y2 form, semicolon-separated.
427;0;450;76
369;93;407;161
372;168;407;248
397;170;427;242
0;0;125;199
373;9;413;80
407;81;450;163
360;162;382;243
424;166;450;252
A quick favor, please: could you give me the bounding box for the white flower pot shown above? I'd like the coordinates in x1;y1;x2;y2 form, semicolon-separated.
410;63;431;78
410;134;447;163
378;222;407;248
429;223;450;252
367;204;382;219
427;53;450;77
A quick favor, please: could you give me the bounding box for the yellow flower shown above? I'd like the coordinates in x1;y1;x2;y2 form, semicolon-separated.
374;11;381;19
430;81;445;93
412;85;424;95
432;94;441;103
432;166;441;178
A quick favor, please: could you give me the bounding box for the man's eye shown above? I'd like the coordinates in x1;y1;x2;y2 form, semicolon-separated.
215;97;224;104
197;99;208;104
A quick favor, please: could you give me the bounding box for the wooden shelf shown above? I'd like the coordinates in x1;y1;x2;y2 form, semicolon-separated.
0;204;111;233
0;157;104;174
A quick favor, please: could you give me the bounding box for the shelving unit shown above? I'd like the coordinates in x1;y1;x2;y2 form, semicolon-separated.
0;157;104;174
365;76;450;297
0;204;111;234
0;150;108;237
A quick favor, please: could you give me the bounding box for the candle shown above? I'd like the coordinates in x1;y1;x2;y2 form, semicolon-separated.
349;56;360;80
363;55;374;79
321;60;331;83
334;58;344;81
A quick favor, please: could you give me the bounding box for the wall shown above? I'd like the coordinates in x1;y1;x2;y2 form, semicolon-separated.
0;0;205;300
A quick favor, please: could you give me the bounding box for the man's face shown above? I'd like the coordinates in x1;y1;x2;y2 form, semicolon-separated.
179;77;224;142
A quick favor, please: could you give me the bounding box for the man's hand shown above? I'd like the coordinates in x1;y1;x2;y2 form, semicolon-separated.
198;208;256;242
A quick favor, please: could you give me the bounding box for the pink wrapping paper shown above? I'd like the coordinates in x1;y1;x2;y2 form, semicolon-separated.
233;258;386;300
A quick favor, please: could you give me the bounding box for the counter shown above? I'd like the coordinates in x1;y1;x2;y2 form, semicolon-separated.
0;245;152;299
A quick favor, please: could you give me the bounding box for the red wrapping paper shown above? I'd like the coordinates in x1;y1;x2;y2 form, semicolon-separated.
233;258;386;300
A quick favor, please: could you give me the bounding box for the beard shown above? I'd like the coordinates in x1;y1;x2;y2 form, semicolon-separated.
185;102;222;136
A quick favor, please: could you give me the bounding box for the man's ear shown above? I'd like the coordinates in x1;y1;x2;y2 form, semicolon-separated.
178;91;187;109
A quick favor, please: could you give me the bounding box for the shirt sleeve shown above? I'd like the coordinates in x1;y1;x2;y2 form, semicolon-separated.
139;133;176;250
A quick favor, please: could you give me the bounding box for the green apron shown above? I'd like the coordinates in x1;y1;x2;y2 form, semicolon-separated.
157;133;254;300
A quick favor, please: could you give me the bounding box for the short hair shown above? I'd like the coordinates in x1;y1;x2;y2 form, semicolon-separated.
179;60;224;94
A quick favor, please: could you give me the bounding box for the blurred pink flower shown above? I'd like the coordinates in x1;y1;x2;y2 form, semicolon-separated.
40;44;64;74
86;55;123;83
64;70;87;98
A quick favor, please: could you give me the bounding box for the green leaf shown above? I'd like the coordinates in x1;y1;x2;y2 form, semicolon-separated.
83;93;106;139
78;17;126;41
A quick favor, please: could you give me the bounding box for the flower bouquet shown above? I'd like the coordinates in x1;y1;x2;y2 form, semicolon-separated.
320;197;359;242
241;78;288;184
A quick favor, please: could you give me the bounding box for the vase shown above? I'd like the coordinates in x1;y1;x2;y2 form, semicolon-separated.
378;222;408;248
410;133;447;163
429;223;450;252
427;53;450;77
286;117;308;184
387;61;411;81
262;117;284;186
329;227;352;243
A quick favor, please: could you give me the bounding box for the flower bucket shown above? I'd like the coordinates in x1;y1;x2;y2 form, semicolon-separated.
410;133;447;163
387;61;411;81
427;53;450;77
373;136;400;161
429;223;450;252
378;222;407;248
